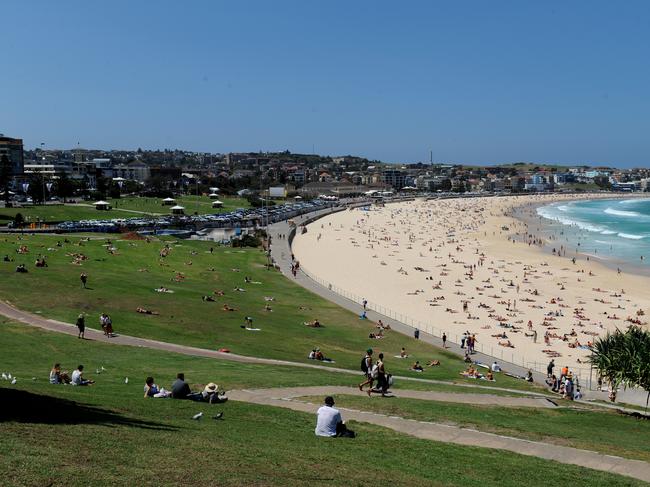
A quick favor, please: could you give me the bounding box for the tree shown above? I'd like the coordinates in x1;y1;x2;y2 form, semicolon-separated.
56;173;75;202
13;212;24;228
590;326;650;409
28;174;45;204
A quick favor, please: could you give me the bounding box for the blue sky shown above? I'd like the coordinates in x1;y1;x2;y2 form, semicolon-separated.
2;1;649;167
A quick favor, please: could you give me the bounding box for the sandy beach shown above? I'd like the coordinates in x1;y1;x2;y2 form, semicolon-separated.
292;194;650;376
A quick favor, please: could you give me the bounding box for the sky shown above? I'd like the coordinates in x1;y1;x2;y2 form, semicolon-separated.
2;1;650;167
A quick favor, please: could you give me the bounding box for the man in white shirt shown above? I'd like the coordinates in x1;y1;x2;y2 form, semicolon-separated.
71;365;94;386
315;396;354;438
491;361;502;373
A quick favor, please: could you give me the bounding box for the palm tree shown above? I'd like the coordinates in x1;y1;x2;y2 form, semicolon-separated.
590;326;650;411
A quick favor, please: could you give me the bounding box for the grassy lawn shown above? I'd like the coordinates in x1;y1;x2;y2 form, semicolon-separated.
0;322;644;487
0;233;541;392
297;394;650;463
0;205;140;224
0;196;254;224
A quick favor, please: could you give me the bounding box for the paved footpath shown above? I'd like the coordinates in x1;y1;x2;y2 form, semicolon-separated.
230;386;650;484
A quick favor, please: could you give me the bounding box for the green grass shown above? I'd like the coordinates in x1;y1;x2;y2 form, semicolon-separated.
0;322;644;487
298;394;650;463
0;195;253;224
0;204;140;224
0;233;541;392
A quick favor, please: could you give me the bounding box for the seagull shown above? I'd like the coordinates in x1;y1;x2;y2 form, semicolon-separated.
1;373;7;380
7;373;12;380
124;377;129;384
192;412;203;420
11;378;17;385
101;366;106;371
212;412;224;420
31;377;36;381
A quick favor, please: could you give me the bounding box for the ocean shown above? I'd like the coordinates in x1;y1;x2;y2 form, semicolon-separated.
536;197;650;269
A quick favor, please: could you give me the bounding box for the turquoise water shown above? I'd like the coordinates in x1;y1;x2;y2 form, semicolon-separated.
536;198;650;266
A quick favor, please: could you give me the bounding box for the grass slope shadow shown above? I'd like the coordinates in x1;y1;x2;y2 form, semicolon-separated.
0;388;175;431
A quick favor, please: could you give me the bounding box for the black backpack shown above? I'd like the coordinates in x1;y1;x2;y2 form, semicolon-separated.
360;356;369;373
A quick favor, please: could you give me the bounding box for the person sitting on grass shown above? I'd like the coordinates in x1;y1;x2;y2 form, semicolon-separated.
315;396;355;438
15;264;28;273
49;363;71;384
411;361;424;372
201;383;228;404
400;347;408;358
170;373;202;401
71;365;94;386
305;319;322;327
202;295;215;302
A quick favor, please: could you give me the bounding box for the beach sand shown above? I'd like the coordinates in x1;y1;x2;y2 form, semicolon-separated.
292;195;650;377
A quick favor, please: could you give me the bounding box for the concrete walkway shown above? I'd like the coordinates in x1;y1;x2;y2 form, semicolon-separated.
232;385;557;408
229;386;650;484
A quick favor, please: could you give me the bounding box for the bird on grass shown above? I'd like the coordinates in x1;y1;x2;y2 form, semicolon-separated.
11;378;17;385
192;412;203;420
1;373;7;380
212;412;224;420
124;377;129;384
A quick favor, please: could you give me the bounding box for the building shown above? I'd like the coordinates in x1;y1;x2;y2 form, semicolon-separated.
382;169;406;190
0;135;25;175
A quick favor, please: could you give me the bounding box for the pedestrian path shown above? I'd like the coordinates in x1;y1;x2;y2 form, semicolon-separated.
229;386;650;484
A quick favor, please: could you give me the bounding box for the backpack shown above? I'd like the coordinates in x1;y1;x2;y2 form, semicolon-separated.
360;356;369;373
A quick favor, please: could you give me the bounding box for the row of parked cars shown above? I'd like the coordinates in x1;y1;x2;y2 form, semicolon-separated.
56;199;335;233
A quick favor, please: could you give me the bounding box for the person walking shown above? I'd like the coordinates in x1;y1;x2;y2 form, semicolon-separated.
414;328;420;340
80;272;88;289
75;313;85;339
547;359;555;378
375;353;389;397
358;348;374;393
442;332;447;348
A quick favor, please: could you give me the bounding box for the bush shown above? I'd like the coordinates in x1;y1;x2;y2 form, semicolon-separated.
232;234;261;248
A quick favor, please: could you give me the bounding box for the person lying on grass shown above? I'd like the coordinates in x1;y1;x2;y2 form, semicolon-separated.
136;307;159;315
304;319;322;327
